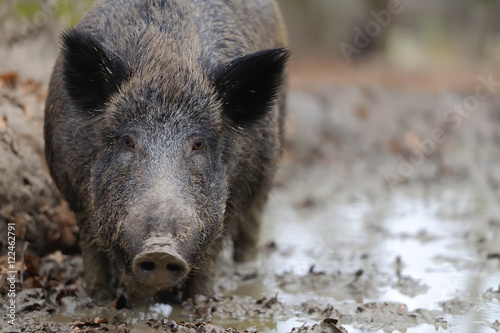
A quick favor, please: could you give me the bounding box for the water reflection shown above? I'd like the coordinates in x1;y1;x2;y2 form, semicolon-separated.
259;172;500;332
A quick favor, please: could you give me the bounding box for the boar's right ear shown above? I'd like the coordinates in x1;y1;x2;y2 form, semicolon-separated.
215;48;290;125
61;29;131;114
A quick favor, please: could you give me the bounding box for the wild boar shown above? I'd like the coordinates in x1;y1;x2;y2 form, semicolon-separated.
44;0;289;302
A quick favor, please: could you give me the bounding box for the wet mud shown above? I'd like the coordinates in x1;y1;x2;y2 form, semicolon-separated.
1;66;500;332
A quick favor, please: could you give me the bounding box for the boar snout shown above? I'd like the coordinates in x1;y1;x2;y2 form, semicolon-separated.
132;247;189;289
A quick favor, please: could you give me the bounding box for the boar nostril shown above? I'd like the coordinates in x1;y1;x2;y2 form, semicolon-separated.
166;263;182;273
133;248;189;287
141;261;155;272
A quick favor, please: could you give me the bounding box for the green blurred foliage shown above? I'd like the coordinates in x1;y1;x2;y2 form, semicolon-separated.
4;0;94;27
54;1;94;26
13;1;39;19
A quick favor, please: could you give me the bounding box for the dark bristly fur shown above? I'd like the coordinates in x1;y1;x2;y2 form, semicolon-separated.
44;0;289;303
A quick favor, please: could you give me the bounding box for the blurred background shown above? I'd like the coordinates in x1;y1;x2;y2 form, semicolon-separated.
1;0;500;79
282;0;500;64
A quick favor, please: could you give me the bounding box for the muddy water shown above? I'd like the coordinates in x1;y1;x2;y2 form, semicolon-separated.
259;173;500;332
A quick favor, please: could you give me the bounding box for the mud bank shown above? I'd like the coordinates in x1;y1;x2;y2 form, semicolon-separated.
0;73;78;257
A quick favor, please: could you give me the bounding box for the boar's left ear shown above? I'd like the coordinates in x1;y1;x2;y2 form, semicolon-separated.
215;48;291;125
61;28;131;114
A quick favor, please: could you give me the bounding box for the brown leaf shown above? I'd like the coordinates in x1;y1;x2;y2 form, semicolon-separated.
0;204;14;218
58;225;78;249
23;104;32;120
71;317;108;331
20;79;42;95
397;304;408;315
13;214;29;239
45;251;65;265
355;104;368;119
92;317;108;325
0;71;18;87
22;276;43;288
116;324;128;333
53;201;77;227
71;321;86;327
404;131;421;151
388;139;401;154
23;253;40;276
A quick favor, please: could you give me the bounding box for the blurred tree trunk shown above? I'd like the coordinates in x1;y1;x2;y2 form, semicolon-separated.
365;0;390;54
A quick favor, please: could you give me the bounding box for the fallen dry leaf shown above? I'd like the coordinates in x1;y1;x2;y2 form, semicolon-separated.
22;276;43;288
92;317;108;325
71;317;108;330
71;321;86;327
356;104;368;119
0;204;14;217
0;71;18;87
45;250;65;265
23;104;33;120
23;253;40;276
21;79;42;95
116;323;128;333
397;304;408;315
12;213;29;239
388;139;402;154
52;201;77;227
404;131;421;151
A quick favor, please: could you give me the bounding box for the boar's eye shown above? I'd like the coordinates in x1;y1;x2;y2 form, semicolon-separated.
122;136;135;149
192;139;205;151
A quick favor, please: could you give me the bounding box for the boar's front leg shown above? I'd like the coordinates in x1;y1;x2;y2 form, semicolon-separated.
232;200;264;263
79;217;116;303
183;245;220;298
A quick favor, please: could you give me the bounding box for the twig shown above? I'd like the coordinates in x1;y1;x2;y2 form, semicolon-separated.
20;241;29;286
